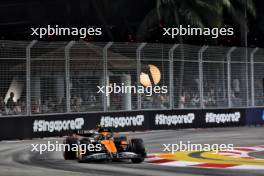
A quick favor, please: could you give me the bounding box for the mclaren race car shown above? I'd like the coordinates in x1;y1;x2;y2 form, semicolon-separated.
63;128;146;163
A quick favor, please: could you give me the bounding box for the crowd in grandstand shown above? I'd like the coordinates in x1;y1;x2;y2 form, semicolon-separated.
31;94;98;114
177;84;245;108
142;94;170;109
0;84;262;116
0;92;26;116
179;87;219;108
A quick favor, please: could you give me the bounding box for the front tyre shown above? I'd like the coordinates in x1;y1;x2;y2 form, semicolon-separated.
77;138;92;163
130;138;146;163
63;137;78;160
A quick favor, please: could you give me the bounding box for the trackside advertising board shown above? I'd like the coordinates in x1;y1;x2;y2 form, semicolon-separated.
0;109;245;140
150;109;245;129
246;108;264;126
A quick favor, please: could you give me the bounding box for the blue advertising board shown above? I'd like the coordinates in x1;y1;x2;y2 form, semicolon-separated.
246;108;264;126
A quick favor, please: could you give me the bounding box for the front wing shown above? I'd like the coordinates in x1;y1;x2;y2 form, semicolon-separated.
81;152;143;161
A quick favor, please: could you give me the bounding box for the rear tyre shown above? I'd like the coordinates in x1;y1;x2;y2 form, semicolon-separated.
77;138;91;163
130;138;146;163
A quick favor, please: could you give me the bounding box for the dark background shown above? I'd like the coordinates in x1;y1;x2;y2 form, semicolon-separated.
0;0;263;47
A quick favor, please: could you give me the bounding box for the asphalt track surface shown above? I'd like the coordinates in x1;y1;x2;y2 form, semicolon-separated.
0;127;264;176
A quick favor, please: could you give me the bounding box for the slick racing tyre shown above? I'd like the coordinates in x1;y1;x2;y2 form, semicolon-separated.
77;138;91;163
64;137;78;160
130;138;146;163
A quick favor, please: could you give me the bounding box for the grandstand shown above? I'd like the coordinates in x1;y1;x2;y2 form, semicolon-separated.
0;40;263;117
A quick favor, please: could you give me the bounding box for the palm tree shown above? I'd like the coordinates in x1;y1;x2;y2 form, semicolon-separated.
137;0;256;43
136;0;255;108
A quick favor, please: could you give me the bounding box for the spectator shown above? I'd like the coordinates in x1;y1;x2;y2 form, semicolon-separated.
20;100;26;114
41;100;50;113
179;95;185;109
89;94;96;107
6;92;16;115
231;91;242;107
32;100;40;113
161;94;169;109
54;97;62;112
0;96;5;115
71;95;82;112
47;97;55;112
191;94;199;107
15;99;22;114
60;97;66;112
76;96;82;112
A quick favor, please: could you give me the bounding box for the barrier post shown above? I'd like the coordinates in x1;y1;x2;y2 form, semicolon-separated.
250;48;259;107
227;47;236;108
103;42;113;112
198;46;208;109
65;41;75;113
136;43;146;110
169;44;179;109
26;40;37;116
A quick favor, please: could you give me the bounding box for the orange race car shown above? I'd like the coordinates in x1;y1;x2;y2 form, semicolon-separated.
63;127;146;163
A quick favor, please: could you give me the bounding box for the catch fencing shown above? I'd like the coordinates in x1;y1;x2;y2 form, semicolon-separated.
0;40;263;117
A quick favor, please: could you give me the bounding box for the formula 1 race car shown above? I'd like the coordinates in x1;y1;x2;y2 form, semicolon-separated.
63;128;146;163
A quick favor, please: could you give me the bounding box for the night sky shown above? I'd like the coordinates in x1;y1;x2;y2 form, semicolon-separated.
0;0;263;47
